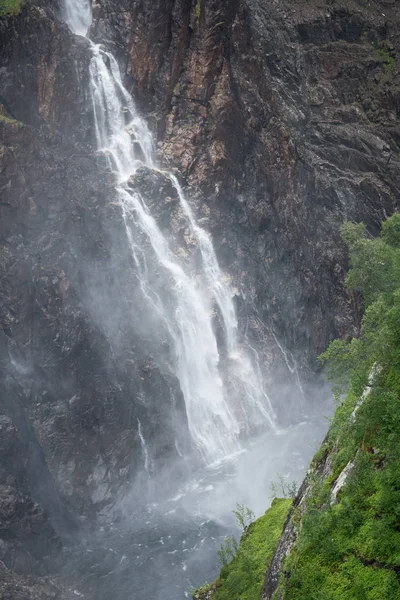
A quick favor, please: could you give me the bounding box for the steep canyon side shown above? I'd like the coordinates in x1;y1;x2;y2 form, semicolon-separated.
1;0;400;595
93;0;400;373
0;1;189;592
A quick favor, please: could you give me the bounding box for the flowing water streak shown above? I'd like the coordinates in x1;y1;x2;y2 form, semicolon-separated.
88;45;153;177
270;329;306;409
137;418;150;473
163;172;238;353
63;0;276;462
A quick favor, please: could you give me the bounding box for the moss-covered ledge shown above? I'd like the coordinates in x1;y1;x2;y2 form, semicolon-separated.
193;498;292;600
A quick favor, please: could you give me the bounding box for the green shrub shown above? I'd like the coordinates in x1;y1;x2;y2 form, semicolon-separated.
269;474;298;500
195;0;201;21
0;0;21;17
374;46;396;72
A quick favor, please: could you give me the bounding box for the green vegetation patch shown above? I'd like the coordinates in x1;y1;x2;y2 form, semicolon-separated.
0;113;21;126
195;0;201;21
0;104;23;127
211;498;291;600
0;0;21;17
277;214;400;600
374;42;397;73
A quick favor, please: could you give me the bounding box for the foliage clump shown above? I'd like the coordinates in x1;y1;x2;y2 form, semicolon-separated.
320;215;400;399
0;0;21;17
277;214;400;600
374;41;397;73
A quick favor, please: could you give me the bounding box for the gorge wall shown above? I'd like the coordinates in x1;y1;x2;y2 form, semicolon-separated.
93;0;400;361
0;0;400;597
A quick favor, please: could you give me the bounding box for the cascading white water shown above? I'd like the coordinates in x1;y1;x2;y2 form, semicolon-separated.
119;186;240;460
63;0;91;37
63;0;276;462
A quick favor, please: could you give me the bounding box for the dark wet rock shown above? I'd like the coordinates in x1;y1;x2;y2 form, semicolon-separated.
0;0;189;547
92;0;400;380
0;412;62;575
127;166;199;260
0;570;77;600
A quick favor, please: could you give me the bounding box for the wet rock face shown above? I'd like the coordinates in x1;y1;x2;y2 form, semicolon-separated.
0;415;61;574
0;406;72;597
94;0;400;374
0;1;92;144
0;570;78;600
0;0;188;535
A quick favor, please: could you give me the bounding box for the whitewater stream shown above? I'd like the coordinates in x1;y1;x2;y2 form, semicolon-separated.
60;1;331;598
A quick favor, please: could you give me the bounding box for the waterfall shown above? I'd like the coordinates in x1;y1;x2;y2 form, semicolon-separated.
63;0;276;463
62;0;91;37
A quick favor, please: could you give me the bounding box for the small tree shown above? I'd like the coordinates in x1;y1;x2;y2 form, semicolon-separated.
320;214;400;391
217;503;255;566
232;503;255;534
269;474;298;500
217;535;239;566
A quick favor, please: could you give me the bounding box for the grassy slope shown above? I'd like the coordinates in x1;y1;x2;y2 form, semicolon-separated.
196;499;291;600
277;373;400;600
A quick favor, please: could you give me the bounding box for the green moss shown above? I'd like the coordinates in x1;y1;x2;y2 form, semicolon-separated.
310;441;329;469
0;114;23;128
373;42;397;73
0;0;21;17
375;48;396;72
195;0;201;21
209;498;291;600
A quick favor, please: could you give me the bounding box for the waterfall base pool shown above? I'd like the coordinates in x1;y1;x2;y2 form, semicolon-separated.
62;417;329;600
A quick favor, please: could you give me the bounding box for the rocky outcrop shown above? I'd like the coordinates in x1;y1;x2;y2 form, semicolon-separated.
0;0;188;538
262;441;333;599
92;0;400;380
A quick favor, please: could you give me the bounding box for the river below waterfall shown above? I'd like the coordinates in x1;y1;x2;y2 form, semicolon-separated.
62;415;330;600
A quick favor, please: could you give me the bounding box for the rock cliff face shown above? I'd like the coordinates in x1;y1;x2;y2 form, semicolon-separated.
0;0;188;553
92;0;400;369
1;0;400;594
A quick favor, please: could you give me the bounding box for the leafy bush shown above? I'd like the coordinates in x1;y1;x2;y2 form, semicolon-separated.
217;535;239;567
232;503;255;533
217;504;255;566
374;42;397;73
